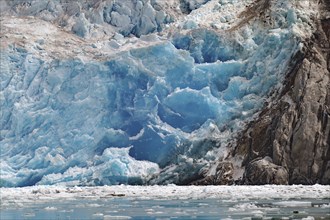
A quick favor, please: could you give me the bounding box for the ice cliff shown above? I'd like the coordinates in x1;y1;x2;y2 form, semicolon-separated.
0;0;328;187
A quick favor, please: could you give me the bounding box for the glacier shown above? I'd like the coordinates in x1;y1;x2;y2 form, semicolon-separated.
0;0;316;186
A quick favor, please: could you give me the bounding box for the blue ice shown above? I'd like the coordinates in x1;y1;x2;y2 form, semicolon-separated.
0;24;300;186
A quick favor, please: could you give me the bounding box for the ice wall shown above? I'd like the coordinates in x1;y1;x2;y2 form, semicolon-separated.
0;0;312;186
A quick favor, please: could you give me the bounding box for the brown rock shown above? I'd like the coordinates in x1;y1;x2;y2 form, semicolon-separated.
234;0;330;185
191;161;234;185
244;157;289;185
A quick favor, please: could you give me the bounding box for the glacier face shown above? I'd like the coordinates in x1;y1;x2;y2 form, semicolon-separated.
0;0;315;186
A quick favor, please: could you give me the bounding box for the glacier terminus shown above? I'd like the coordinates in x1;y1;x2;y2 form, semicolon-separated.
0;0;329;187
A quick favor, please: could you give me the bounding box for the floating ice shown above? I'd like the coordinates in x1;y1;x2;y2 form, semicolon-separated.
273;201;312;207
2;185;329;220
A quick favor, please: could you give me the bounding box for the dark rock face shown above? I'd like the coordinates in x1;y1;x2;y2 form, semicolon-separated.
191;162;234;185
188;0;329;186
244;157;289;185
234;0;330;185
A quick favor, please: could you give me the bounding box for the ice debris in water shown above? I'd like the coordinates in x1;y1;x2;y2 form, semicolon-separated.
0;0;315;186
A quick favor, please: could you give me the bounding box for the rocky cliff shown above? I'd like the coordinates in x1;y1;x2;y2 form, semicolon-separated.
192;0;330;186
224;0;329;185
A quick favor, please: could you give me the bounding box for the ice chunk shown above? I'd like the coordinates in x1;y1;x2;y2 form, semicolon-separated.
273;201;312;207
180;0;211;13
162;87;220;132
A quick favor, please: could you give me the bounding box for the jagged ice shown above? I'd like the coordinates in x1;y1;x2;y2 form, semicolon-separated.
0;0;316;186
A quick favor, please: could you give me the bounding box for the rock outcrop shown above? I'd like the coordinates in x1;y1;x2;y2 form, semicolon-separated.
191;161;234;185
234;0;330;185
243;157;289;185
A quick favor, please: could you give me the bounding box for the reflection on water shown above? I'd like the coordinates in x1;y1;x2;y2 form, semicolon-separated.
1;197;329;220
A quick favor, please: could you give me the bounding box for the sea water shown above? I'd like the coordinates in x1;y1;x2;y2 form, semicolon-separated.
0;195;330;220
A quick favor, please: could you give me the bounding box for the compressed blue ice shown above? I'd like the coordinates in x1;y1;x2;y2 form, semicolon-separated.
0;0;307;186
